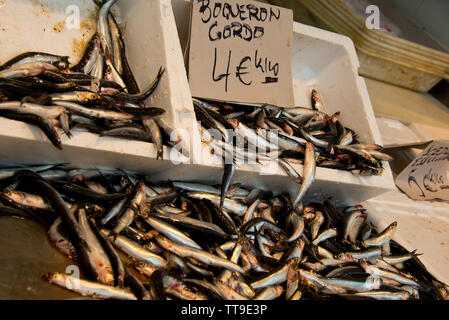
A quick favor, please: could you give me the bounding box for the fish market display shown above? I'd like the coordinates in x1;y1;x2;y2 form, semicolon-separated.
194;95;393;177
0;163;447;300
0;0;187;160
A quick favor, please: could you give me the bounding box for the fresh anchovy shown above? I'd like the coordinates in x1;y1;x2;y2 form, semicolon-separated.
231;120;279;151
17;171;85;243
100;197;127;227
338;130;353;146
156;118;190;157
152;210;226;239
71;34;101;74
292;143;316;208
285;261;299;299
339;210;366;242
54;101;133;121
314;245;335;259
251;259;295;289
48;217;76;258
322;277;381;292
172;181;222;195
214;280;249;300
111;181;145;235
0;52;69;71
362;222;397;247
219;163;235;211
49;91;103;105
4;190;50;210
97;0;117;59
105;59;126;90
325;266;365;278
350;144;383;151
383;250;422;265
43;272;136;300
207;200;238;235
107;15;123;76
134;262;157;278
254;285;284;300
124;268;151;300
156;235;244;273
140;192;177;215
360;260;421;288
115;67;165;103
337;247;382;261
0;108;62;149
286;211;304;242
304;257;357;272
142;118;163;160
239;218;284;237
59;112;72;138
144;216;201;250
284;239;305;262
111;204;135;236
366;150;393;161
66;168;116;183
101;127;152;142
103;230;167;267
89;217;125;287
298;269;347;294
183;279;224;300
0;101;64;119
0;62;59;78
348;211;367;243
310;210;324;240
85;181;108;195
279;159;302;182
271;131;306;152
51;180;125;204
162;275;209;300
342;290;410;300
311;89;324;112
78;208;114;285
242;198;260;225
187;192;247;216
312;228;337;245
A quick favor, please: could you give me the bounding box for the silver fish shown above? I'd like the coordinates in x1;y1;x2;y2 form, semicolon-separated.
292;142;316;208
43;272;136;300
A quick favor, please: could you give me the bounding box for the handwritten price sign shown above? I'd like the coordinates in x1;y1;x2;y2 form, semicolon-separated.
188;0;294;106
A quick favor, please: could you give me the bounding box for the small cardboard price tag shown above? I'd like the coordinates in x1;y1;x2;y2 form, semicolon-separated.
396;140;449;202
188;0;294;106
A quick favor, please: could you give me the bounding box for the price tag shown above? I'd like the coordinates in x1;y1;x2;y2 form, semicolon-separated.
188;0;294;106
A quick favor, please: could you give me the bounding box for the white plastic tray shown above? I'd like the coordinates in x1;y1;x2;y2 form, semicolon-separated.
0;0;198;172
169;1;395;205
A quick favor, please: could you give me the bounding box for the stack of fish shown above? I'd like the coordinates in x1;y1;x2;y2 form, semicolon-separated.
0;163;447;300
194;93;393;177
0;0;185;160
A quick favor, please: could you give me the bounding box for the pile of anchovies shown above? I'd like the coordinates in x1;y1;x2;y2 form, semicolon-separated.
0;163;447;300
194;95;393;178
0;0;186;160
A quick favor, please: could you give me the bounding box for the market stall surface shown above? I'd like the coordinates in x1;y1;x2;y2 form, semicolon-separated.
0;217;79;299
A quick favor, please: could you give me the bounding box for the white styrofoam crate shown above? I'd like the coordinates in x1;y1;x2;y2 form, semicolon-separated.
0;0;200;173
167;0;395;205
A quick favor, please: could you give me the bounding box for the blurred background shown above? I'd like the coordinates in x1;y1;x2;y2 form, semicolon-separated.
262;0;449;107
